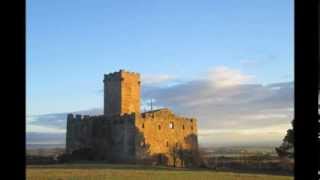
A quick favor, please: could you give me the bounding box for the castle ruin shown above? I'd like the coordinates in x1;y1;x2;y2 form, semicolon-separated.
66;70;199;167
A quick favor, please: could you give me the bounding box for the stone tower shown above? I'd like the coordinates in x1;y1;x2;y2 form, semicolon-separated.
103;70;141;116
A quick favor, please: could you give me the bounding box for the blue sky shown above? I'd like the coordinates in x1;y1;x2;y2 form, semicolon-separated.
27;0;293;146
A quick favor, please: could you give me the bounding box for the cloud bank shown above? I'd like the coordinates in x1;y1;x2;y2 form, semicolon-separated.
142;66;293;146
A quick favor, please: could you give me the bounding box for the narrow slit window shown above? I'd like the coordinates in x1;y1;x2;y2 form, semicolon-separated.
142;123;144;128
158;125;161;130
169;122;174;129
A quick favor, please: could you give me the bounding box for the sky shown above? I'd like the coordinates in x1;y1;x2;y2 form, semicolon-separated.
27;0;293;147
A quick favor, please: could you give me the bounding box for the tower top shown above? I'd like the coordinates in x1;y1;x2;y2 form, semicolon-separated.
104;70;140;82
104;70;141;116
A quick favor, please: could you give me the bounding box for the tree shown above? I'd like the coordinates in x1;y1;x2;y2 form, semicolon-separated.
275;120;294;158
168;145;179;167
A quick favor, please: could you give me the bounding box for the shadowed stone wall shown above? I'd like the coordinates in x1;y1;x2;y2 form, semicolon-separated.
66;113;136;162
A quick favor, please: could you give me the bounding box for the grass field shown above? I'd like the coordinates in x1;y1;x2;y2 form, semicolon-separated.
27;164;293;180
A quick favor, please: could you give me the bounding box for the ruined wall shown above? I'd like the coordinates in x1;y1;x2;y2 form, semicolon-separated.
66;114;112;160
66;113;137;162
103;70;140;116
134;108;199;167
66;109;199;166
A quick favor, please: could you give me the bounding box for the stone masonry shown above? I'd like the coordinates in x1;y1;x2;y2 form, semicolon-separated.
66;70;199;167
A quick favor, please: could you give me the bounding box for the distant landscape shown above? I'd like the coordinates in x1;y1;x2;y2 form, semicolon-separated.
26;143;65;150
26;144;293;178
26;144;277;156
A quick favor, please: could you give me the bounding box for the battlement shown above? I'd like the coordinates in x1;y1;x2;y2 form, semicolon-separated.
104;69;140;82
67;113;106;121
67;112;137;121
66;114;85;121
119;69;140;77
141;108;197;123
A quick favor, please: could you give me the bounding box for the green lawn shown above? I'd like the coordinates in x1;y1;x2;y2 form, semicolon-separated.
27;164;293;180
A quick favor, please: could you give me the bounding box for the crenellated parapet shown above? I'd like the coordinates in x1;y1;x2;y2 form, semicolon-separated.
103;71;121;82
103;69;140;83
118;69;140;78
140;108;197;124
67;114;95;121
67;113;74;120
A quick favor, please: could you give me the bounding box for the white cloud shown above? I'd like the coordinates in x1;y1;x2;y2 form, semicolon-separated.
199;123;290;136
26;108;102;131
141;74;176;86
26;115;37;123
243;113;290;120
143;66;293;146
198;123;291;146
26;124;66;133
207;66;254;87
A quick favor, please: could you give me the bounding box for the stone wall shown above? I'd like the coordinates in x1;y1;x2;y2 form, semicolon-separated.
66;113;137;162
134;108;199;167
66;114;111;160
66;109;199;167
108;113;136;162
